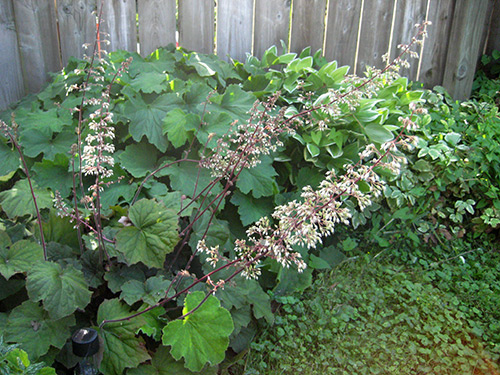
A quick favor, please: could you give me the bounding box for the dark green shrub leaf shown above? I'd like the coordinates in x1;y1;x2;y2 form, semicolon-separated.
98;299;151;375
120;275;173;306
0;238;44;279
129;71;168;94
0;179;53;219
162;291;233;372
120;92;183;152
32;154;73;197
4;300;75;360
20;129;74;160
119;142;159;178
162;108;199;148
26;261;91;320
364;124;394;144
236;156;278;198
0;139;19;177
230;192;273;226
115;199;179;268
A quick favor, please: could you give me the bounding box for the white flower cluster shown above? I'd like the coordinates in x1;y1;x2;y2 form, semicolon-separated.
201;93;295;178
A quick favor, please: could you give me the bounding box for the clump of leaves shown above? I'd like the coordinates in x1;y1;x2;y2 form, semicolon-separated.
0;16;431;375
0;336;55;375
242;257;500;375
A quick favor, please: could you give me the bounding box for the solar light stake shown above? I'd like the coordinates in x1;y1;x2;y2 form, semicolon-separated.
72;328;100;375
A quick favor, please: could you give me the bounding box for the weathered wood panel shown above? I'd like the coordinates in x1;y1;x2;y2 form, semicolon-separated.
216;0;254;62
324;0;362;68
253;0;291;58
179;0;215;54
56;0;97;66
418;0;454;88
390;0;427;80
356;0;395;75
100;0;137;53
485;0;500;54
443;0;490;100
290;0;327;54
0;0;25;110
12;0;61;94
137;0;176;56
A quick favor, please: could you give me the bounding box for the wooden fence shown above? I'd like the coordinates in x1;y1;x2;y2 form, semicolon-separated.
1;0;500;111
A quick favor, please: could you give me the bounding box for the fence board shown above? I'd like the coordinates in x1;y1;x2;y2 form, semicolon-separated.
179;0;215;54
253;0;291;58
418;0;454;88
356;0;395;75
485;0;500;54
324;0;362;68
290;0;327;54
13;0;61;94
137;0;176;56
56;0;97;66
443;0;490;100
0;0;25;110
390;0;427;80
216;0;253;62
100;0;137;53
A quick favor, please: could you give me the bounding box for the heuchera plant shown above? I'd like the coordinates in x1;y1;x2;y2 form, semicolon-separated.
0;6;430;373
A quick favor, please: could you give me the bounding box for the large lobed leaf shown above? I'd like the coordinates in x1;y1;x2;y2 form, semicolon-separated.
97;299;151;375
4;300;75;360
115;199;179;268
0;236;44;279
0;179;53;219
26;261;92;320
162;291;234;372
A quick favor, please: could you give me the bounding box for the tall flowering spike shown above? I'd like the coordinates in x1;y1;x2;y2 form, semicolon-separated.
201;92;295;178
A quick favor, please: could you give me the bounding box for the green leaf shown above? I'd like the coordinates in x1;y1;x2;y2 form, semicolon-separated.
120;275;172;306
127;345;217;375
159;161;222;199
365;123;394;144
236;156;278;198
0;238;44;279
5;300;75;360
119;142;159;178
207;85;256;123
308;253;332;270
0;179;53;218
15;107;72;134
137;305;165;341
274;267;313;296
0;138;19;176
129;71;168;94
20;129;74;160
32;154;73;197
115;199;179;268
121;92;183;152
195;111;233;149
162;108;200;148
162;291;234;372
98;299;151;375
230;192;273;226
26;261;92;320
104;263;146;293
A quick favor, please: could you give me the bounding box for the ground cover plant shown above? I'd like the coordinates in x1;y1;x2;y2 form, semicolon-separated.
4;16;496;374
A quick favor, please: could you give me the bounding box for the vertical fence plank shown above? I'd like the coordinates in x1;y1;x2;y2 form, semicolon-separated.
0;0;25;110
56;0;97;66
485;0;500;54
179;0;215;54
12;0;61;94
389;0;427;81
100;0;137;53
356;0;395;75
216;0;254;62
253;0;291;58
418;0;454;88
443;0;490;100
324;0;362;67
137;0;176;56
290;0;327;54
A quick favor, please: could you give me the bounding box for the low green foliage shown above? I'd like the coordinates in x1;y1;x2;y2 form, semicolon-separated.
242;256;500;375
0;336;55;375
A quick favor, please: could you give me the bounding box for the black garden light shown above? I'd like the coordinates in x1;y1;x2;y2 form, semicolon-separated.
72;328;100;375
